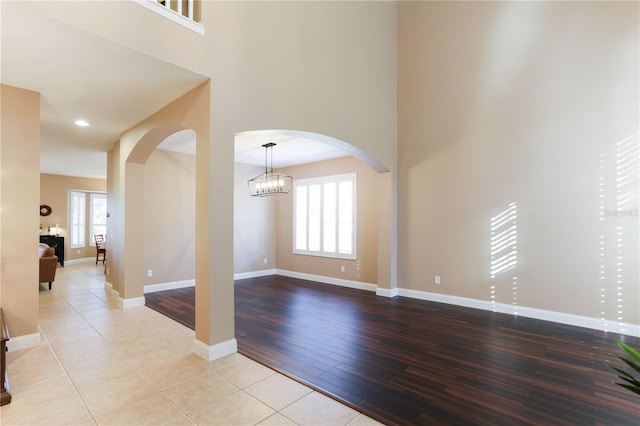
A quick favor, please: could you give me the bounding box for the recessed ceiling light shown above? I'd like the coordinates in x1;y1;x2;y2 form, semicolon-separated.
74;119;90;127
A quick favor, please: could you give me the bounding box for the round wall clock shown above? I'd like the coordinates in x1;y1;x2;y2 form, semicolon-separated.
40;205;52;216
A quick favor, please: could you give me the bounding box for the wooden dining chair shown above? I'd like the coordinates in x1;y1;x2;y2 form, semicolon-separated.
94;234;106;264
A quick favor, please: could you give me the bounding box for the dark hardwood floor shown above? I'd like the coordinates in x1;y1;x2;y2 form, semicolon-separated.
145;275;640;425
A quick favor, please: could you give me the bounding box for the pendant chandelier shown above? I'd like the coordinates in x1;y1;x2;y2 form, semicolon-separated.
248;142;292;196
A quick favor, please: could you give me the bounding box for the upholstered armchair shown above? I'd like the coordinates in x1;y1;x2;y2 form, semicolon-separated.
39;244;58;290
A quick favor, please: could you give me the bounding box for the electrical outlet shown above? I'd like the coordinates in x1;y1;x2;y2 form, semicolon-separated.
77;249;80;254
147;269;153;278
434;275;441;285
264;258;268;265
340;265;346;273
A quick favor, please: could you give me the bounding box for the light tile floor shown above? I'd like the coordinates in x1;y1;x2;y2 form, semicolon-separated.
2;262;383;426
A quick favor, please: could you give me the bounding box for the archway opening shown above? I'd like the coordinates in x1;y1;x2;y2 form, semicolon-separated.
233;129;393;293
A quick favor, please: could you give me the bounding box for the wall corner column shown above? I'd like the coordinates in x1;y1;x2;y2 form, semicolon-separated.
376;171;398;298
194;84;236;360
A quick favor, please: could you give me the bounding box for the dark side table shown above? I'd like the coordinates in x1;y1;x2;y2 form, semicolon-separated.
39;235;64;266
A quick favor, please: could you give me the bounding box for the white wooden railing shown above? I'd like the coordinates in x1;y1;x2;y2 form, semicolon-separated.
136;0;203;34
157;0;197;22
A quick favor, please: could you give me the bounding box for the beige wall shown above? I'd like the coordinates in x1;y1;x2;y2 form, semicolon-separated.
140;155;378;281
40;174;107;261
17;0;208;78
234;163;276;274
204;1;397;173
3;0;637;347
398;1;639;324
5;2;398;350
143;149;195;285
0;84;40;338
139;155;277;284
26;1;398;172
276;157;379;283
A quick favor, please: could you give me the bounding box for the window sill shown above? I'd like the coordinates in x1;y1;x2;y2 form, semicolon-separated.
293;250;357;261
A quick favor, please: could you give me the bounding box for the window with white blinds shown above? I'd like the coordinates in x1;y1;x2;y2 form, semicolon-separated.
69;191;86;248
90;193;107;246
69;191;107;249
293;173;357;260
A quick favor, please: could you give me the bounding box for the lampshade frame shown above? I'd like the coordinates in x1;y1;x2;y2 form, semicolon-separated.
248;142;292;196
248;171;292;196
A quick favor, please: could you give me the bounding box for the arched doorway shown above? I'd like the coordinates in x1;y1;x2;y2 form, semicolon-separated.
110;82;238;361
113;110;397;363
234;129;396;296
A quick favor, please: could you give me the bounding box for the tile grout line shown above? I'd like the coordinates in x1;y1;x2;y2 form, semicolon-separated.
41;275;122;424
43;268;170;424
27;263;378;426
35;325;95;424
59;269;255;424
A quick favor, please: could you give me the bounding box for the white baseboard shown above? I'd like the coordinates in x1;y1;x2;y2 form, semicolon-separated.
193;338;238;361
276;269;377;292
144;279;195;294
268;271;640;337
65;257;95;266
234;269;276;280
6;332;41;352
105;282;120;300
397;288;640;337
376;287;399;298
107;268;640;338
118;296;145;309
141;270;277;293
139;269;366;292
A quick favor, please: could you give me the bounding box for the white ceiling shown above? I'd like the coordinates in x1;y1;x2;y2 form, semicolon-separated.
2;3;349;179
1;2;209;179
158;129;348;168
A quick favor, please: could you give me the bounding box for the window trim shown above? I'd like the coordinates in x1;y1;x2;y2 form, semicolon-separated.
293;173;357;260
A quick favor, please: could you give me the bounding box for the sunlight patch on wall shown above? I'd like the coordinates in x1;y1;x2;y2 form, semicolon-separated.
616;135;639;212
599;153;607;327
599;133;639;333
490;202;518;313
